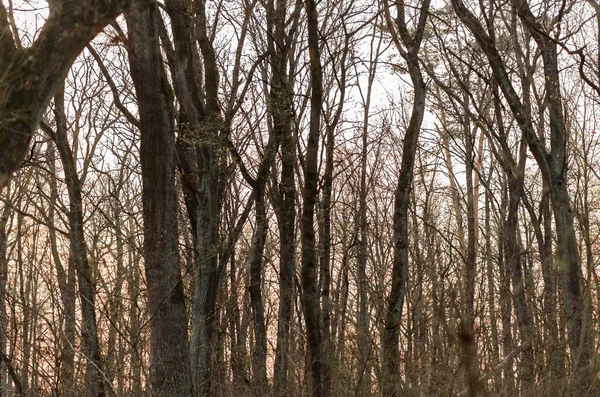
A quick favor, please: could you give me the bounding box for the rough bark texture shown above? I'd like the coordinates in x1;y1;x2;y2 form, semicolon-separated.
163;1;223;393
125;3;192;396
248;187;269;394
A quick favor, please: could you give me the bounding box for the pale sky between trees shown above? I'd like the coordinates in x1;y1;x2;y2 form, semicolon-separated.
1;0;600;396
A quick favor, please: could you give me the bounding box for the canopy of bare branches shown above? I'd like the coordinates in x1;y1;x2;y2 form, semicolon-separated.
1;0;600;396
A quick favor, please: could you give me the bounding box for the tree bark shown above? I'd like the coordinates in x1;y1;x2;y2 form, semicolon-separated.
162;2;223;392
125;3;192;395
0;189;9;397
45;143;77;396
269;1;300;394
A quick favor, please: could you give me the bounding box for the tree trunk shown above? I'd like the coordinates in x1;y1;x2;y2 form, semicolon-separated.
0;189;9;397
249;187;269;394
381;2;429;394
270;0;299;391
301;0;324;394
46;143;76;396
505;172;534;391
53;85;105;397
125;3;192;395
451;2;592;388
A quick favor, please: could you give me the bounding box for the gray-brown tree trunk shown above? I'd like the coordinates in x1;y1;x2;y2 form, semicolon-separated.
125;3;192;395
381;1;429;395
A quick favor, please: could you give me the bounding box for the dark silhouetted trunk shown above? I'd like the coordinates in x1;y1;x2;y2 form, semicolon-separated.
125;3;192;395
381;1;430;395
45;142;76;397
0;191;9;397
301;0;324;394
270;1;300;394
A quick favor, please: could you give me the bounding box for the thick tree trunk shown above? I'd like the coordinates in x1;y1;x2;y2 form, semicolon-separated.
163;2;223;393
125;3;192;395
270;0;298;391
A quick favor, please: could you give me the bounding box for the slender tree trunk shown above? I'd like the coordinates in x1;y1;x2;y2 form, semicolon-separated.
381;2;429;393
356;35;376;395
53;85;105;397
46;143;77;396
273;128;296;396
248;187;269;394
505;172;534;391
301;0;324;394
0;190;9;397
484;168;500;392
497;179;514;394
523;187;563;379
106;204;125;396
127;219;143;397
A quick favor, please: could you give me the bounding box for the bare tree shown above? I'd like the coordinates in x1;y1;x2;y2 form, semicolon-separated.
380;1;430;395
125;2;191;395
